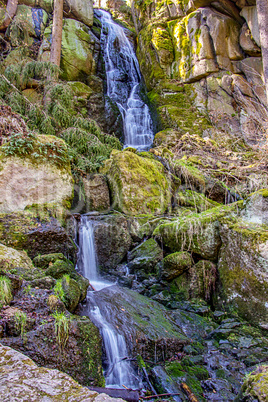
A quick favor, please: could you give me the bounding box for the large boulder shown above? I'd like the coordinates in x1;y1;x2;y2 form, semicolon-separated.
101;150;171;215
0;243;34;271
92;214;132;271
0;136;73;214
80;285;189;362
218;217;268;328
153;206;224;260
40;18;100;82
0;344;100;401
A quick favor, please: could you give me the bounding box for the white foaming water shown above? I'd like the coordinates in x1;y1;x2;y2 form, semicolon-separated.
77;216;140;389
77;216;110;291
97;9;154;150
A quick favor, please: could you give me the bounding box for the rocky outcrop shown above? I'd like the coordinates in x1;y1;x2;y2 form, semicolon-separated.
83;174;110;212
101;150;171;215
0;344;121;401
92;214;132;271
131;0;267;146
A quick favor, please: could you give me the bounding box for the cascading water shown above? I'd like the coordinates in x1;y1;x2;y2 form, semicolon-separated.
97;9;154;150
77;216;140;389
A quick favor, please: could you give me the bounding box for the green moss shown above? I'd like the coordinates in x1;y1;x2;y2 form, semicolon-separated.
77;316;105;387
101;150;171;215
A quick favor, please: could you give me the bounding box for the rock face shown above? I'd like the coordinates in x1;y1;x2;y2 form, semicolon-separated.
0;137;73;214
101;150;171;215
0;344;122;402
132;0;267;145
127;238;163;278
92;214;132;271
0;243;34;271
83;174;110;212
218;218;268;328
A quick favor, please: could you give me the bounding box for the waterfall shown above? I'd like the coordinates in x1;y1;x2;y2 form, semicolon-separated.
97;9;154;150
77;216;140;389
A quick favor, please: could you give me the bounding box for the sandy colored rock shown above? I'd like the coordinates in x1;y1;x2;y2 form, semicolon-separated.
0;243;34;271
240;6;260;47
0;141;73;214
83;174;110;212
0;344;123;401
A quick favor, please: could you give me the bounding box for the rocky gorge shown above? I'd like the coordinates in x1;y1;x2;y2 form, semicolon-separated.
0;0;268;400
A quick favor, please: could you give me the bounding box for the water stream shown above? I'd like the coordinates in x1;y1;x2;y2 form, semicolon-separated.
77;216;140;389
96;9;154;150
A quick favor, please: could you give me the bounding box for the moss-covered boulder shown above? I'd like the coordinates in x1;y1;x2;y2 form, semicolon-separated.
175;189;220;212
239;365;268;402
101;150;171;215
218;217;268;328
128;238;163;276
55;275;81;313
160;251;192;281
0;209;76;260
0;136;73;214
41;18;99;82
153;206;226;260
0;243;34;271
33;253;67;269
242;189;268;225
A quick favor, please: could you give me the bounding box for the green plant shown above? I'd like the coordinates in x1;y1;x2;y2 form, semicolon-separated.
0;276;12;307
52;311;70;350
23;284;33;295
14;310;27;340
53;279;65;302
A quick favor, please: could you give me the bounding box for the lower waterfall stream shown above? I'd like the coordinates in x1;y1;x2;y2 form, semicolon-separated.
77;215;141;390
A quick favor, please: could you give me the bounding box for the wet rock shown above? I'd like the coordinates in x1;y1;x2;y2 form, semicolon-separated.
151;365;185;402
83;174;110;212
160;251;192;281
0;343;110;401
128;238;163;276
101;150;171;215
93;214;132;271
1;315;104;387
79;285;189;363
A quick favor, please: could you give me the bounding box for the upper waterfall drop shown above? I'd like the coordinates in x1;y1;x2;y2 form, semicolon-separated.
97;9;154;150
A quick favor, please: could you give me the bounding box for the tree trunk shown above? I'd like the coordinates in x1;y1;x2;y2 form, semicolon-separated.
256;0;268;103
50;0;64;68
0;0;18;31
